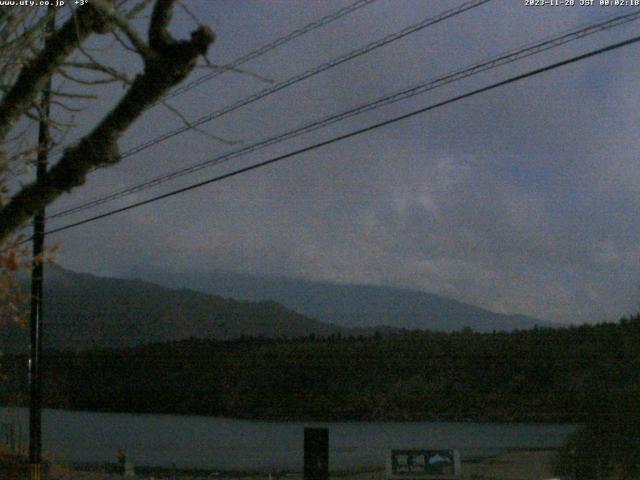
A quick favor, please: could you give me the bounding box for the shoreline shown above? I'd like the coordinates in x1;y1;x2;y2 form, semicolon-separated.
3;446;560;480
60;449;556;480
66;449;559;479
0;404;582;426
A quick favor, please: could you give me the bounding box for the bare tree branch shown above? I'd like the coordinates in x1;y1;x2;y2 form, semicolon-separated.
149;0;175;50
112;30;141;55
58;67;123;86
91;0;155;60
0;0;214;242
158;99;240;146
126;0;155;19
0;4;112;145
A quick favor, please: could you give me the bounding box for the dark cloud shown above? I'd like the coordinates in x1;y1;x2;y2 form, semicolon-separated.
42;0;640;325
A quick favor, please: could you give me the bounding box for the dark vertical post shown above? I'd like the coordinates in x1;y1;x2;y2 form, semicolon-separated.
304;428;329;480
29;7;55;480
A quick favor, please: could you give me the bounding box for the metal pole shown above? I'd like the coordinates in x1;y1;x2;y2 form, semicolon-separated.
304;428;329;480
29;7;55;480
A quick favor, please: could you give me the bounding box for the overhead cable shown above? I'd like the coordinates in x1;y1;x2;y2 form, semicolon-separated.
35;32;640;239
47;8;640;221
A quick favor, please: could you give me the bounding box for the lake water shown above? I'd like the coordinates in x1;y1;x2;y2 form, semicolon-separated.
0;407;577;471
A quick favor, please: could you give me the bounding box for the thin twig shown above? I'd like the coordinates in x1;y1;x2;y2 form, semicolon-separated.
158;99;241;146
91;0;155;60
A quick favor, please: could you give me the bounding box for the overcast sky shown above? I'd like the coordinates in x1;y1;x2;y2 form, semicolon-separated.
27;0;640;325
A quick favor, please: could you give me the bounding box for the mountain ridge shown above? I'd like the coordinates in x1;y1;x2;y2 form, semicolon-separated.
3;266;347;353
130;267;555;332
1;266;555;353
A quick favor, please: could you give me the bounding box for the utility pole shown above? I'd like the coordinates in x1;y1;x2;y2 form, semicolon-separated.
29;6;55;480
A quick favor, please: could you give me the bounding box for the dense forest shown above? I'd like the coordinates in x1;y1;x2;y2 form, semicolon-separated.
1;315;639;423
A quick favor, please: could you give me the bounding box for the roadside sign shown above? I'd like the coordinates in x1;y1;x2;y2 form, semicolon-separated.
386;449;461;479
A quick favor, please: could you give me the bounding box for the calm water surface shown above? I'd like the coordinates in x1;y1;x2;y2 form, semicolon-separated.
0;407;576;471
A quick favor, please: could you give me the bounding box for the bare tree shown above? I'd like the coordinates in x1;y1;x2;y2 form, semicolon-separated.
0;0;215;324
0;0;215;244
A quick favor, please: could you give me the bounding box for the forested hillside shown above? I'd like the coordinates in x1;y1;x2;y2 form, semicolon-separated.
2;315;638;422
2;267;344;352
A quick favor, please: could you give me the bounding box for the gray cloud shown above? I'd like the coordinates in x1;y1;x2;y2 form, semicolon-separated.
41;0;640;325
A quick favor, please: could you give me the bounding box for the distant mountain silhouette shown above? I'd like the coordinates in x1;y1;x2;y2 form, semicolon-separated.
1;266;344;352
1;266;554;353
133;269;556;332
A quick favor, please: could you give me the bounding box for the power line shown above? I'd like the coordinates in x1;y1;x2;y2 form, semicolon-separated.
163;0;379;101
46;9;640;222
38;0;492;218
87;0;494;162
46;0;379;158
35;32;640;240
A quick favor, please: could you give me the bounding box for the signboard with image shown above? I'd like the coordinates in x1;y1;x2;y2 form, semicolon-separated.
386;449;461;479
